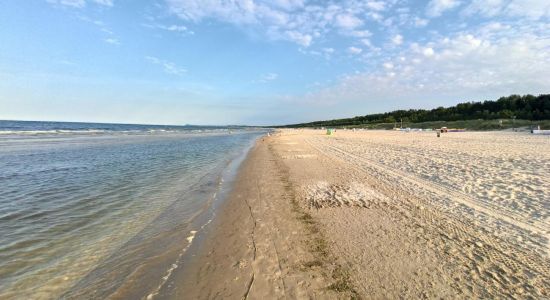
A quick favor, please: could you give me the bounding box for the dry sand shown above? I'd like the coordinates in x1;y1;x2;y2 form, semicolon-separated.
169;129;550;299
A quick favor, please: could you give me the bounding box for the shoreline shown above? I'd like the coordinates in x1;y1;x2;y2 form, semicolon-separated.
51;132;265;300
157;134;347;299
144;136;261;300
149;133;265;299
160;129;549;299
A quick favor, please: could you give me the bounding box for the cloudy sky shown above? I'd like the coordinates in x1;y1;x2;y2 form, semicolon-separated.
1;0;549;125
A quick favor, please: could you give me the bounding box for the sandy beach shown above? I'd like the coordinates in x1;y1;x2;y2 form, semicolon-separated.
167;129;550;299
5;2;550;298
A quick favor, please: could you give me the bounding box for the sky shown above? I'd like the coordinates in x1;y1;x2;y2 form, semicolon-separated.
0;0;549;125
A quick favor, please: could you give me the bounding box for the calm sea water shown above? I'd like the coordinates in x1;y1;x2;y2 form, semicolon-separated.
0;121;265;299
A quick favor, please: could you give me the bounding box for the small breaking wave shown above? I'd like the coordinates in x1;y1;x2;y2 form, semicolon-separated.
146;216;215;300
0;120;253;137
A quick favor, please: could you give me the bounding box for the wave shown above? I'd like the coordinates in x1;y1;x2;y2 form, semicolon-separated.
0;128;241;136
0;120;250;134
0;129;108;135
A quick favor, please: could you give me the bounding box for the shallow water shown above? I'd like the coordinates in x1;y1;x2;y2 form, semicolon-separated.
0;125;264;299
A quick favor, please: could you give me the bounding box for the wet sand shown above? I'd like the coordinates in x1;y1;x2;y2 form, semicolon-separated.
169;129;550;299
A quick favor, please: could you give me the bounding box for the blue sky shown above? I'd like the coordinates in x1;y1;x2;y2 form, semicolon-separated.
1;0;549;125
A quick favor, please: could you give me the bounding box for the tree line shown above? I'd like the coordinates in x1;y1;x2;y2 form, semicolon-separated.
281;94;550;128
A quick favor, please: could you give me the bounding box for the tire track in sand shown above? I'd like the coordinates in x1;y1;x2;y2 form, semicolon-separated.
305;138;550;281
308;139;549;237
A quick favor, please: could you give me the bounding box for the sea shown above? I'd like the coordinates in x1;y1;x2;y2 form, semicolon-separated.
0;120;267;299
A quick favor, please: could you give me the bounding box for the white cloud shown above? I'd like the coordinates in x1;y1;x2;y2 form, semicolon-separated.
166;0;257;23
47;0;85;8
160;0;550;111
165;0;386;47
426;0;462;17
92;0;113;6
146;56;186;76
158;25;188;32
366;1;386;11
167;0;316;46
286;31;312;47
366;11;383;21
271;0;304;11
335;14;363;29
298;22;550;106
346;30;372;38
104;38;120;45
422;47;435;57
318;47;336;59
414;17;429;27
347;46;363;54
391;34;403;45
46;0;113;8
462;0;504;17
78;16;119;45
506;0;550;19
463;0;550;19
258;73;278;82
144;23;194;35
